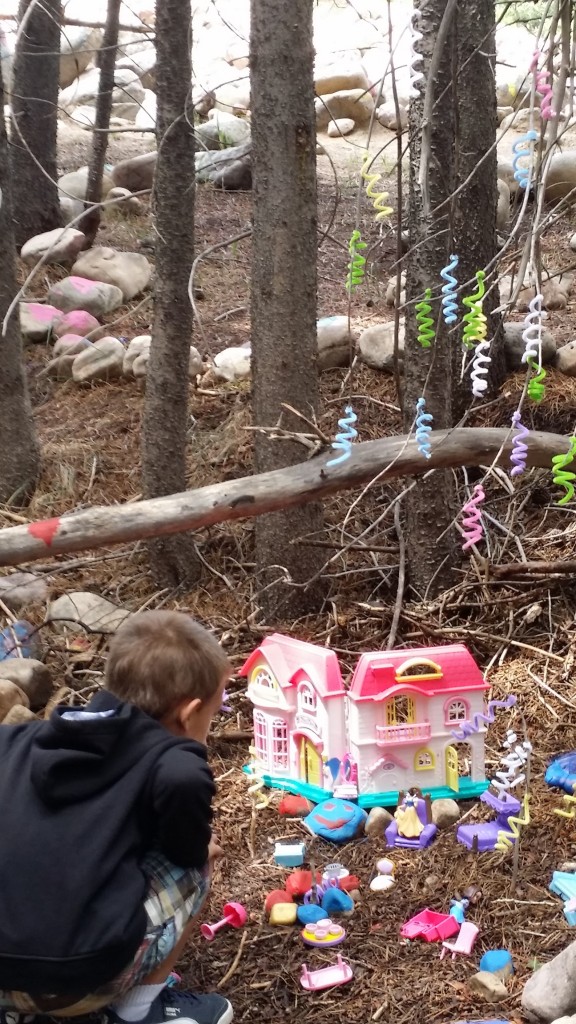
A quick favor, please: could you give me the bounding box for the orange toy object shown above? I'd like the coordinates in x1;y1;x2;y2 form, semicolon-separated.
286;870;322;898
264;890;293;914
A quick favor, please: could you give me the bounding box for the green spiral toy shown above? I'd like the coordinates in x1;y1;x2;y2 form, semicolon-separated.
552;436;576;505
415;288;435;348
462;270;487;350
527;359;546;403
346;230;367;292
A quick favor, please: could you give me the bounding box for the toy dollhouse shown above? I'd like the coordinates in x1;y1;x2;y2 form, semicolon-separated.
241;635;492;808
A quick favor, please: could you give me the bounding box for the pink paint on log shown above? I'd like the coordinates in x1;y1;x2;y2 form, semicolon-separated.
28;518;61;546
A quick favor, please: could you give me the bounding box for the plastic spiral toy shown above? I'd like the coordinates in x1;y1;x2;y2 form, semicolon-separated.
551;436;576;506
527;361;547;402
494;794;531;853
415;288;435;348
440;254;459;324
554;782;576;819
451;694;517;741
361;154;393;221
471;340;491;398
510;410;529;477
462;271;487;350
408;8;424;98
531;50;555;120
512;130;539;189
327;405;358;467
460;483;486;551
491;733;532;795
521;294;543;364
246;747;271;810
415;397;433;459
346;229;366;292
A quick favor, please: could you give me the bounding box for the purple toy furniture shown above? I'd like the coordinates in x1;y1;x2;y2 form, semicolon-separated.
385;791;438;849
456;790;521;852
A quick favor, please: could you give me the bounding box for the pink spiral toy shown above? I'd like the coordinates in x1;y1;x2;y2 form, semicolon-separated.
531;50;555;120
461;484;485;551
510;411;529;477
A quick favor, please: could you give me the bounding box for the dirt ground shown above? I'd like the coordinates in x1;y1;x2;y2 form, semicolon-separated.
9;125;576;1024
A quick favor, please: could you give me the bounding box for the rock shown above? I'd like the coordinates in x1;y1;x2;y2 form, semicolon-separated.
123;334;151;377
551;1017;576;1024
545;273;574;308
304;798;367;842
0;658;52;709
370;874;395;893
59;26;102;88
499;107;540;132
316;88;375;130
197;110;250;150
118;44;156;90
20;302;63;344
314;61;369;96
358;319;405;371
468;971;508;1002
47;592;131;634
106;186;142;214
561;862;576;873
72;337;126;383
60;195;85;225
317;315;357;369
134;88;156;131
497;178;510;232
21;227;86;266
45;354;77;380
385;273;406;307
321;887;354;915
431;797;460;829
189;346;203;377
522;939;576;1022
327;117;356;138
269;902;297;926
0;679;30;723
213;79;250;116
364;806;393;836
195;137;251;189
497;105;514;123
503;321;557;370
53;334;92;358
264;889;293;914
213;346;251;382
1;704;36;725
52;310;102;340
47;277;124;317
546;151;576;204
58;165;114;202
0;572;48;611
376;100;408;131
556;341;576;376
72;247;152;302
498;157;518;195
112;151;157;192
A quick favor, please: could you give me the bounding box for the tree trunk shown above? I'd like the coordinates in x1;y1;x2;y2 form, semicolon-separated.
0;56;40;503
250;0;324;620
403;0;459;598
141;0;200;587
453;0;505;415
10;0;61;248
86;0;121;206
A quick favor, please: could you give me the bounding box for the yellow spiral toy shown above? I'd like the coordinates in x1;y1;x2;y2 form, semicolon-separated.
361;153;393;222
246;745;271;810
494;794;530;852
554;782;576;819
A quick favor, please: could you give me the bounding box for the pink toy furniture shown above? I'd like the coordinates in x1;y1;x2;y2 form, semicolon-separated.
401;909;460;943
200;902;247;942
300;954;353;992
440;922;480;960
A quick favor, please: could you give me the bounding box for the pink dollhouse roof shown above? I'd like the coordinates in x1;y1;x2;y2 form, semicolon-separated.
240;633;346;698
348;644;488;702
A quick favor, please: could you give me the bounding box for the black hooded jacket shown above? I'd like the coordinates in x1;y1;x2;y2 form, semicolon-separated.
0;690;214;995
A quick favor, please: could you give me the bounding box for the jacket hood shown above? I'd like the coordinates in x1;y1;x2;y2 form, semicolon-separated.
30;690;181;807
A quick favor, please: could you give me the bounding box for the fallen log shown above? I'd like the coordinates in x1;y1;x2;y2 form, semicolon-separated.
0;427;568;568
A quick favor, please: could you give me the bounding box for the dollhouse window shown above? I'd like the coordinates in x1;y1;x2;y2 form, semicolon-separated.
298;682;317;712
253;712;267;759
445;699;468;724
415;748;435;770
271;719;288;769
253;668;274;689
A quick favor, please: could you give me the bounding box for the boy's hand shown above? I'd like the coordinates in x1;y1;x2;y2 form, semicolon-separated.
208;837;224;863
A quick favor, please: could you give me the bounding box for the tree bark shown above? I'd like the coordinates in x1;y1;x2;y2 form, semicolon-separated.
86;0;121;207
10;0;61;248
141;0;200;587
453;0;505;414
403;0;459;598
0;427;568;567
0;55;40;503
250;0;324;620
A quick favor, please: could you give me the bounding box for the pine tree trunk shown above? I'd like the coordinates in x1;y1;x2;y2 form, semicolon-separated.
86;0;121;206
0;56;39;503
10;0;61;248
141;0;200;587
403;0;459;599
250;0;324;621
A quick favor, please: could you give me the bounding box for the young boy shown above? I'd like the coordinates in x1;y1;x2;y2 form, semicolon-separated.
0;610;233;1024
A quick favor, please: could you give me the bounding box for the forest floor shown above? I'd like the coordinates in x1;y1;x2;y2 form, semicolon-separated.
8;128;576;1024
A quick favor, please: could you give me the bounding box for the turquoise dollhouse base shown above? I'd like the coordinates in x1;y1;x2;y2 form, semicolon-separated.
243;767;489;808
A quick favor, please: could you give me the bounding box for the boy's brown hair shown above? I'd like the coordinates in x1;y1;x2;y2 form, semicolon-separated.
105;610;230;719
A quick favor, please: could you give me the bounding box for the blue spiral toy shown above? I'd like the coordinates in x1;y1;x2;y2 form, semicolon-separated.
440;254;459;325
415;397;433;459
512;130;539;189
327;405;358;467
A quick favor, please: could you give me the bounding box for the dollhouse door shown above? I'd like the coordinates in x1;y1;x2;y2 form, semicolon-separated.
445;745;459;793
299;738;322;787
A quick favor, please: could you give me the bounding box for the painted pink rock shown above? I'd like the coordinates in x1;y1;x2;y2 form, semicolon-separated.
52;310;101;340
20;302;63;342
52;333;92;358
